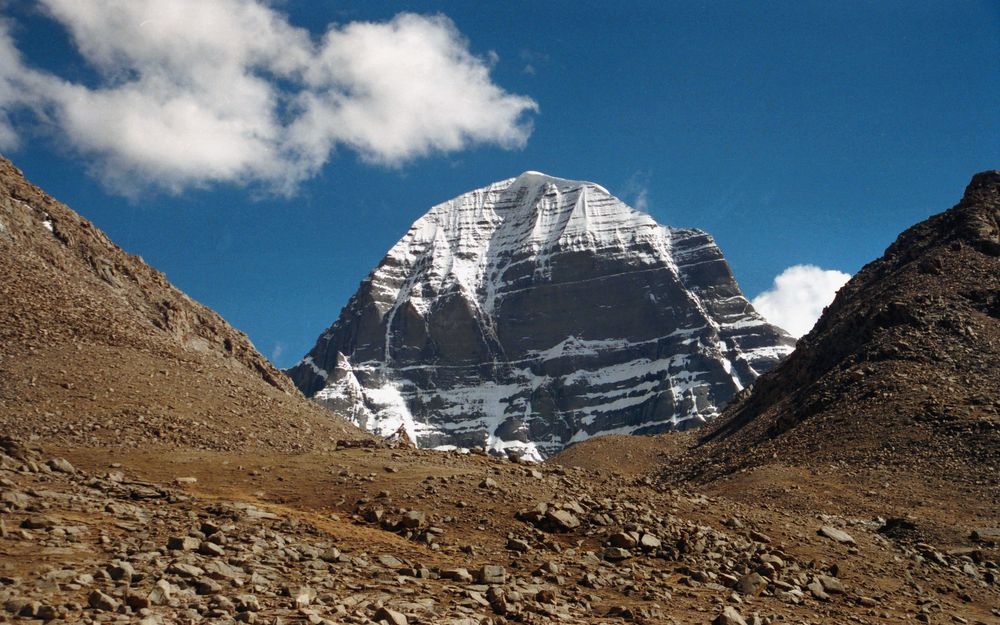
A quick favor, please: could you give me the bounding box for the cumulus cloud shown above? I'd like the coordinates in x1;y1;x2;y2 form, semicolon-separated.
0;1;537;194
0;18;48;150
751;264;851;338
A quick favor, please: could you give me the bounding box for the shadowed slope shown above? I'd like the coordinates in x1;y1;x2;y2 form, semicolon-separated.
686;171;1000;477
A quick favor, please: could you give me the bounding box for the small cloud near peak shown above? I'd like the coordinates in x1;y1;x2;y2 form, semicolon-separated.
752;264;851;338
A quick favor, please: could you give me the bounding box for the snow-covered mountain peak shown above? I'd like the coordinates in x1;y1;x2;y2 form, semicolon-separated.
510;170;611;194
289;173;795;459
392;172;658;262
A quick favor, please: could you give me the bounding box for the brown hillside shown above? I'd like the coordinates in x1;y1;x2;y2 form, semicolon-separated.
0;157;366;451
685;171;1000;476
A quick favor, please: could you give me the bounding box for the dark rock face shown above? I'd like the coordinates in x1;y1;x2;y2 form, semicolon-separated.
288;172;794;458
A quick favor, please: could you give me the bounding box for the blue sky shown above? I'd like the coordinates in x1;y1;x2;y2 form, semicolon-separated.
1;1;998;366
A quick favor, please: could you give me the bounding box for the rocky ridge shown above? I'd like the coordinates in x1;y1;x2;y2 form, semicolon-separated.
289;172;794;459
679;171;1000;479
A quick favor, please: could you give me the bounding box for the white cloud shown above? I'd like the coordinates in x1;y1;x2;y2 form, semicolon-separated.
269;341;285;364
621;170;651;213
0;18;45;150
0;2;537;194
751;264;851;338
633;187;649;212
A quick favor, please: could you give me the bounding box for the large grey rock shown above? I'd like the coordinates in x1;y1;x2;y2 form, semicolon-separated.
289;172;794;459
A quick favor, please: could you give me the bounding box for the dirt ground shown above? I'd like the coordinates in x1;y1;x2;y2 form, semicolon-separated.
0;439;986;624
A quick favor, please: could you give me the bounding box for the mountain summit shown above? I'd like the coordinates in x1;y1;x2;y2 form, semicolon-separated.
289;172;795;458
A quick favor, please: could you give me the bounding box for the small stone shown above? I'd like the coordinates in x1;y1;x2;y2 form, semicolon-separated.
47;458;75;474
235;594;261;612
292;586;316;608
818;526;855;544
535;589;556;604
737;572;767;597
545;509;580;531
807;580;830;601
479;478;497;489
4;598;30;616
88;590;119;611
714;606;747;625
35;604;58;620
204;560;244;580
609;532;637;549
107;560;136;582
20;516;54;530
378;554;404;568
537;561;560;575
320;547;341;562
166;562;204;577
17;600;41;618
196;577;222;595
817;574;844;594
125;590;150;610
374;606;408;625
147;579;173;606
441;568;474;583
507;538;531;552
199;541;225;557
174;477;198;485
398;510;426;529
167;536;201;551
604;547;631;561
479;565;506;585
639;533;661;549
579;572;601;588
0;490;29;510
749;530;771;543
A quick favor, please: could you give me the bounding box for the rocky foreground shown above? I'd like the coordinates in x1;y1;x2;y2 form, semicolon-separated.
2;437;997;625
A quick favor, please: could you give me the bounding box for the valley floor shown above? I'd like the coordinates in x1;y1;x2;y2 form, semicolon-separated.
1;437;998;625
